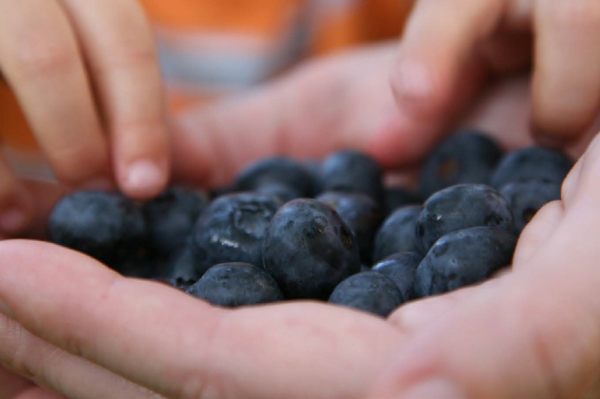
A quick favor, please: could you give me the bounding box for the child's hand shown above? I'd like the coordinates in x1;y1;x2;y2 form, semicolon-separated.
0;0;169;228
371;0;600;168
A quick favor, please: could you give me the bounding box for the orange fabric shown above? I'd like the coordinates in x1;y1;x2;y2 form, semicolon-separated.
0;0;413;159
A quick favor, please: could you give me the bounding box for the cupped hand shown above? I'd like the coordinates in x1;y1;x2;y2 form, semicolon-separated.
0;0;169;236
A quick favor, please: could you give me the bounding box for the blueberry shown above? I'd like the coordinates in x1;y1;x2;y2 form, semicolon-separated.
320;150;383;201
414;226;517;297
328;272;404;317
384;186;421;216
111;247;160;278
187;263;283;307
500;179;561;234
372;252;422;301
490;146;573;189
48;191;146;264
262;199;361;299
161;243;203;284
191;193;280;276
417;184;515;251
210;185;235;200
143;187;208;258
373;205;422;262
156;277;194;292
420;130;503;198
235;157;313;197
316;191;383;264
257;183;302;204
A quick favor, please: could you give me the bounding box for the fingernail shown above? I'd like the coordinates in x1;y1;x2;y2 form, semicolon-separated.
125;160;164;195
0;299;13;318
401;378;465;399
394;59;433;101
0;208;28;234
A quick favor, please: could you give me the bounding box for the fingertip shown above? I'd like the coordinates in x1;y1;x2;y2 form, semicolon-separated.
119;158;169;200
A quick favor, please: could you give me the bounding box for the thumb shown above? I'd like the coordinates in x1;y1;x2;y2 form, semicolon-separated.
369;135;600;398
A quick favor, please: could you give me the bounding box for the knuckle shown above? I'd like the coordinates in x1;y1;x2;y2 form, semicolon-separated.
92;46;157;77
12;34;78;78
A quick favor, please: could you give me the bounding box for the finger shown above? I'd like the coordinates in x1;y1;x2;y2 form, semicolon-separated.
369;142;600;399
532;0;600;145
0;312;163;399
0;0;109;185
0;240;404;399
60;0;169;199
375;0;504;167
0;158;33;237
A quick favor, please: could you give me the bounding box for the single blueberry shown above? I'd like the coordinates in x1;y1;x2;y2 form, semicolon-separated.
500;179;561;234
48;191;146;264
317;191;383;264
235;157;313;197
262;199;361;299
384;186;421;216
491;146;573;189
191;193;280;276
187;262;283;307
414;226;517;297
373;205;423;262
143;186;208;258
417;184;516;251
319;150;383;201
161;243;203;284
420;130;503;198
328;272;404;317
372;252;422;301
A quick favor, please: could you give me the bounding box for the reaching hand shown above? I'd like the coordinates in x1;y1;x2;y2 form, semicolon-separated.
374;0;600;168
0;0;170;236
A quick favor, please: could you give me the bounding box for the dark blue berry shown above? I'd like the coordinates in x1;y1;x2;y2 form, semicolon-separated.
384;186;421;216
235;157;313;197
329;272;404;317
319;150;383;201
414;226;517;297
500;179;561;234
317;191;383;264
262;199;361;299
143;187;208;258
257;183;302;204
373;205;422;262
372;252;422;301
161;243;203;284
420;130;503;198
187;263;283;307
48;191;146;264
491;146;573;189
191;193;280;276
417;184;515;251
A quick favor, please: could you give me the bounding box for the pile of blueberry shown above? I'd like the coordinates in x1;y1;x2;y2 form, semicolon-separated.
47;130;572;317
